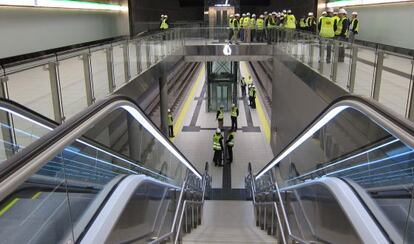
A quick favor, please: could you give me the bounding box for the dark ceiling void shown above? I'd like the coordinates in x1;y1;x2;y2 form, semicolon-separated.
240;0;270;5
179;0;204;7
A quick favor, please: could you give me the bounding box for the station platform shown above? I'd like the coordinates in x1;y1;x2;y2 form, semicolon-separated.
172;61;274;190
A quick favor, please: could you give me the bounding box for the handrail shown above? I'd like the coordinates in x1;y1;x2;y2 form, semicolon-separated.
254;202;287;244
255;95;414;180
0;95;202;201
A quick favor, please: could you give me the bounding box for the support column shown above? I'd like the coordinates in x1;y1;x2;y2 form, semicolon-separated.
318;42;324;73
372;51;385;100
348;46;358;92
47;62;64;123
308;43;314;66
135;40;141;74
106;47;115;93
146;41;152;69
331;42;339;82
123;43;130;82
159;63;169;135
81;53;95;106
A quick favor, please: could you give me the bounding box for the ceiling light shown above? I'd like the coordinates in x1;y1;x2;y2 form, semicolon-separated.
0;0;127;11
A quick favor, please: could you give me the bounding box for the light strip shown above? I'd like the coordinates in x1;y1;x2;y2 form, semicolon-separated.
255;105;349;180
286;138;400;182
327;0;412;8
0;0;127;11
122;105;202;179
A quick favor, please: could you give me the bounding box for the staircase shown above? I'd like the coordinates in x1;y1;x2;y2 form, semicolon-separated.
183;200;276;243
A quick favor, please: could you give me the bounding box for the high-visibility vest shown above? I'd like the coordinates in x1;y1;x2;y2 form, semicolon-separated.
306;17;313;28
249;87;254;97
285;14;296;29
229;18;234;28
319;16;335;38
168;113;173;126
350;18;359;33
218;109;224;120
256;18;264;30
335;17;346;36
227;132;235;147
267;18;276;28
243;17;250;28
233;19;240;29
231;106;238;117
299;18;307;28
213;133;222;150
240;17;244;27
160;19;169;29
249;18;256;29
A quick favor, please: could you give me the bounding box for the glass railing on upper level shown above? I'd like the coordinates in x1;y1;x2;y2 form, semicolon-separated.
0;95;201;243
253;95;414;244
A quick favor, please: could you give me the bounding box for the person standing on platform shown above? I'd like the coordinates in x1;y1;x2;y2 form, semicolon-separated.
228;14;234;42
226;130;235;164
336;8;349;62
299;15;307;31
306;12;317;33
216;105;224;129
241;77;247;96
160;15;169;30
250;85;257;109
244;13;251;43
250;14;257;42
160;15;165;29
349;12;359;43
167;109;174;138
230;103;239;131
256;15;265;42
240;13;246;41
213;128;224;166
318;8;336;63
232;14;241;44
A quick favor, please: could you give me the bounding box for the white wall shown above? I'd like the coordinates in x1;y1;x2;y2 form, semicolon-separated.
0;6;129;58
346;2;414;49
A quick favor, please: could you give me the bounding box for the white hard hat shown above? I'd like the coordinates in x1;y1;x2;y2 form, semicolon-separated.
216;128;221;133
308;12;313;16
287;10;292;14
242;13;246;17
252;14;256;17
168;109;171;112
322;11;327;15
352;11;358;15
161;14;164;17
232;103;235;107
164;15;168;18
230;14;234;17
235;13;240;17
282;10;286;13
264;11;268;14
327;7;334;13
272;11;276;15
339;8;347;14
247;12;251;16
260;14;264;18
334;11;338;15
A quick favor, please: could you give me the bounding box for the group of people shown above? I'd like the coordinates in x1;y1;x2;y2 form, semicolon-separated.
212;76;256;167
159;14;169;30
227;8;359;44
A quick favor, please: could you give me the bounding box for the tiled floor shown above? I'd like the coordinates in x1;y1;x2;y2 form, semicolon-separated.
173;62;274;189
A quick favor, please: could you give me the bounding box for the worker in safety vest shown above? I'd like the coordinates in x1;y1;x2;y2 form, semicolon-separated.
240;14;246;41
244;12;251;43
285;10;296;29
228;14;234;42
306;12;316;33
216;105;224;129
213;128;224;166
250;14;257;42
299;15;307;31
280;10;287;27
319;11;327;24
256;15;265;42
160;15;169;30
318;7;336;63
231;14;240;43
159;15;165;29
167;109;174;138
267;12;277;43
336;8;349;62
349;12;359;43
230;103;239;131
226;130;235;164
240;77;247;96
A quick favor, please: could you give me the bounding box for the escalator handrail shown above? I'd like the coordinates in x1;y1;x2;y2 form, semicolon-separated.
0;98;172;182
0;95;202;200
255;95;414;179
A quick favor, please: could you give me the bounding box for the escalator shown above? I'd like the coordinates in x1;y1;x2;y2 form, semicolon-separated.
0;96;209;244
248;96;414;244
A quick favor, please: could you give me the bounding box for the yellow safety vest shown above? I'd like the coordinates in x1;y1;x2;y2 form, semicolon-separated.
231;106;238;117
160;19;169;29
227;132;235;147
319;16;335;38
285;15;296;29
299;18;307;28
213;133;222;150
229;18;234;28
267;18;276;28
243;17;250;28
335;17;346;36
218;109;224;120
168;113;173;126
256;18;264;30
250;18;256;29
350;18;359;33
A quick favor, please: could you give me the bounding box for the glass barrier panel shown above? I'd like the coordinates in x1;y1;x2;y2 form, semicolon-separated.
112;44;126;88
128;41;138;78
378;52;413;117
6;66;55;120
58;56;88;119
353;46;375;97
334;41;352;92
91;49;110;101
